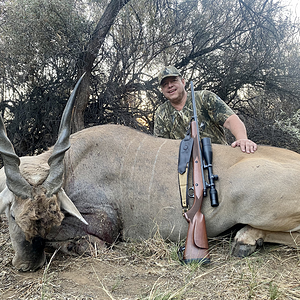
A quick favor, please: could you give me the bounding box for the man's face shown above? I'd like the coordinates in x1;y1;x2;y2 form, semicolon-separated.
160;76;186;105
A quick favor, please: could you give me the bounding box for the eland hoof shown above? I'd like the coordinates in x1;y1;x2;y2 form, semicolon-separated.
231;242;257;257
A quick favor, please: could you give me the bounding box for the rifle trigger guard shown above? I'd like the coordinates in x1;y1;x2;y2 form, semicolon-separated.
188;187;194;198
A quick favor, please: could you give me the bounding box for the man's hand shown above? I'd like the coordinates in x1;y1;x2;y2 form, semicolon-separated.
231;139;257;154
223;115;257;154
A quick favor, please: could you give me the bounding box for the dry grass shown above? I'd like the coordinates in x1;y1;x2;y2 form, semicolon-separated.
1;216;300;299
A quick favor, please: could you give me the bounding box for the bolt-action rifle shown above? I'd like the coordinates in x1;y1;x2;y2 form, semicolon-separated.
178;81;219;264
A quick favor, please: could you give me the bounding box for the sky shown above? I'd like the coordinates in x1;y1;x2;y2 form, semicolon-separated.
282;0;300;18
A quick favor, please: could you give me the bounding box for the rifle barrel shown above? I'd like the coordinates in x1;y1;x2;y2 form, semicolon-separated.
190;81;207;197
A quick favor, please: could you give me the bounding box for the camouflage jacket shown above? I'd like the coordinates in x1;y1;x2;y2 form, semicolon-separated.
153;90;234;144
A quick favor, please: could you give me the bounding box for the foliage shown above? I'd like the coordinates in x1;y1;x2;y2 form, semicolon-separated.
0;0;92;155
0;0;300;154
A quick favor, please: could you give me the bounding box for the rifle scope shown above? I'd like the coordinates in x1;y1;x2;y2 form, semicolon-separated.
201;137;219;207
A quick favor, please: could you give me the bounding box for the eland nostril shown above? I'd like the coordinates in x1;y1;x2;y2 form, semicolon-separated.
17;263;31;272
13;256;46;272
12;256;31;272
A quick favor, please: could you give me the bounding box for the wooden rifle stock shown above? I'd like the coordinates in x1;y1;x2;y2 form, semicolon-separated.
182;120;210;264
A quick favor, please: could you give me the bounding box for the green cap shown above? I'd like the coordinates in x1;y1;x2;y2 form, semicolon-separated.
158;66;181;85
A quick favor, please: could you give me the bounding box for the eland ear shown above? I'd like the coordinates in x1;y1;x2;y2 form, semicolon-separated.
0;186;15;214
57;189;88;225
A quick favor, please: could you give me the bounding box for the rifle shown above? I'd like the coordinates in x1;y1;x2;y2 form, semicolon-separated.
178;81;219;264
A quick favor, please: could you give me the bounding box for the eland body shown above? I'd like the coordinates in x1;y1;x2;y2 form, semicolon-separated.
1;78;300;271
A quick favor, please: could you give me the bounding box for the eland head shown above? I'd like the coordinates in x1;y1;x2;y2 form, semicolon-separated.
0;74;87;271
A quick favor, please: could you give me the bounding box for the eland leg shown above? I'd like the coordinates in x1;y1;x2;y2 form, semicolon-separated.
46;235;106;256
231;225;300;257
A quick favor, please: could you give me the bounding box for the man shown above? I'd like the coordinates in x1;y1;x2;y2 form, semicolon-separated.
154;66;257;153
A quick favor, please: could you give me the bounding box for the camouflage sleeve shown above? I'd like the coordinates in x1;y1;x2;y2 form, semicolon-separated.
153;106;171;138
202;91;234;125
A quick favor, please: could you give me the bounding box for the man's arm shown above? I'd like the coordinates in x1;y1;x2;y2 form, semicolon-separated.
223;114;257;154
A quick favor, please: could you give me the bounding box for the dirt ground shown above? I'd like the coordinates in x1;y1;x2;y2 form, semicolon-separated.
1;216;300;300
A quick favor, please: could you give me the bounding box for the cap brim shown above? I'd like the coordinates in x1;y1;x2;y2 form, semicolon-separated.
159;74;180;85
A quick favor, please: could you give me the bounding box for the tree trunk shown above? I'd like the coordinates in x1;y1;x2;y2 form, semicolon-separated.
72;0;131;132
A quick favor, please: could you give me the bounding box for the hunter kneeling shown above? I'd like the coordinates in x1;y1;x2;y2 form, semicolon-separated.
153;66;257;264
